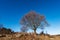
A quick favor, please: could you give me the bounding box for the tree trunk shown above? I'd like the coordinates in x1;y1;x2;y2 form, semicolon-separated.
33;25;36;34
34;29;36;34
41;27;44;34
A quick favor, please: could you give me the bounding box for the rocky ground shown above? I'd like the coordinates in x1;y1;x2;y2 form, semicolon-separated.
0;32;60;40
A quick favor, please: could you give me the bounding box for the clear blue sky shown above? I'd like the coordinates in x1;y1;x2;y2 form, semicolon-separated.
0;0;60;35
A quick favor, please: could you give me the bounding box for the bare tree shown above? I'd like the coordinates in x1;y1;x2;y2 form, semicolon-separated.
20;11;48;34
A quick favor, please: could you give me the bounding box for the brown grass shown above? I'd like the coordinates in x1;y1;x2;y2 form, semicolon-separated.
0;32;60;40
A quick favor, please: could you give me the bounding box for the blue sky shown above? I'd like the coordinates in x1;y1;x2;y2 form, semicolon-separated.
0;0;60;35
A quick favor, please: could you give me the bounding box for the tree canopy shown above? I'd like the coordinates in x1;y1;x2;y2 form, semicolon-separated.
20;11;48;34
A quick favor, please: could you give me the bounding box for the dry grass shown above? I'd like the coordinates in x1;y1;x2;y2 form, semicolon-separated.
0;32;60;40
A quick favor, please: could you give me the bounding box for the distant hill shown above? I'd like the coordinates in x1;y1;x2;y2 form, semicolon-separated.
0;27;14;34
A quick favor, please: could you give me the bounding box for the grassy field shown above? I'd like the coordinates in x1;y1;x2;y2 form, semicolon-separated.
0;32;60;40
